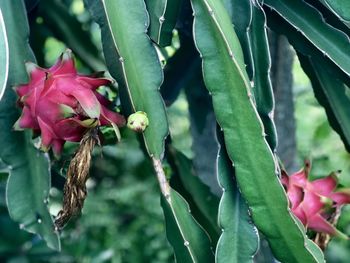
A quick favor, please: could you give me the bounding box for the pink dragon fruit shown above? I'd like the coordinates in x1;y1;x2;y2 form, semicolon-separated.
282;160;350;237
14;49;125;155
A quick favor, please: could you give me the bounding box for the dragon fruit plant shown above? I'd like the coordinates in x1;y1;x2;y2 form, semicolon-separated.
1;0;350;262
282;161;350;238
14;49;125;156
12;49;126;229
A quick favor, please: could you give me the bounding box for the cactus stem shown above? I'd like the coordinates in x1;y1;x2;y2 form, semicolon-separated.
102;0;137;111
156;1;168;43
152;157;170;198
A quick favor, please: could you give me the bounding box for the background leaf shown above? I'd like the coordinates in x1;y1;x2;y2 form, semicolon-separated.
0;0;60;250
250;1;277;151
216;134;259;263
38;0;105;71
265;6;350;153
298;53;350;152
319;0;350;27
145;0;183;47
264;0;350;77
264;5;350;88
222;0;253;78
161;33;198;106
161;189;214;263
167;147;220;244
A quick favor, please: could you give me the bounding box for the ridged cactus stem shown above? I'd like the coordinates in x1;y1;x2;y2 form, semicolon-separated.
86;2;214;261
190;0;324;261
264;0;350;77
145;0;183;46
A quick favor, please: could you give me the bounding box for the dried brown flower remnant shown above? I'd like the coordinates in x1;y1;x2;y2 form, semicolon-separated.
54;128;98;230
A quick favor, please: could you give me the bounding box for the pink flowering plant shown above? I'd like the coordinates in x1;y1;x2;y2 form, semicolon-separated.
282;160;350;238
14;49;125;156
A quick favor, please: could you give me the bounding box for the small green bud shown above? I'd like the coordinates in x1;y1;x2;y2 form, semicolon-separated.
127;111;149;132
320;195;333;210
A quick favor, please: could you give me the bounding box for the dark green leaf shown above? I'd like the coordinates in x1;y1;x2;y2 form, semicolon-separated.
298;53;350;152
161;34;198;106
173;32;221;196
264;0;350;77
304;0;350;37
168;147;220;243
216;135;258;263
250;1;277;151
161;189;214;263
38;0;105;71
24;0;40;13
145;0;183;47
319;0;350;27
223;0;277;150
0;0;60;250
222;0;253;78
265;6;350;91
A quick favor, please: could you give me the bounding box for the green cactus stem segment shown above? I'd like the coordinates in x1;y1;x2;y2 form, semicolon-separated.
98;0;169;159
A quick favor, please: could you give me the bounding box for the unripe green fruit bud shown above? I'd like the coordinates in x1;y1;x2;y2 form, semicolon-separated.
127;111;149;132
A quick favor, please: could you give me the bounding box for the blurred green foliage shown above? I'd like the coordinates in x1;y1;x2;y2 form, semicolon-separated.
294;57;350;263
294;57;350;185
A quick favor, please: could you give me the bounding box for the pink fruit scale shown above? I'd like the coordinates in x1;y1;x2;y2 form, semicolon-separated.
282;160;350;238
14;49;125;155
